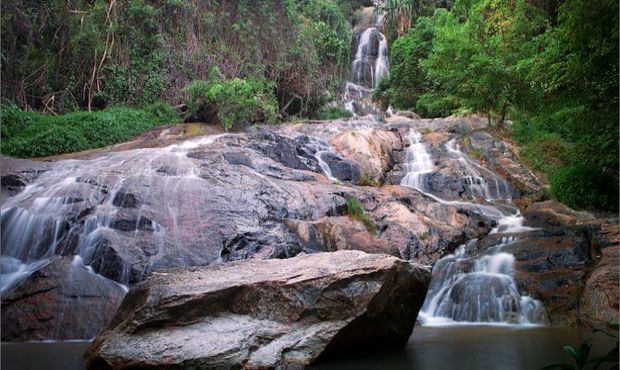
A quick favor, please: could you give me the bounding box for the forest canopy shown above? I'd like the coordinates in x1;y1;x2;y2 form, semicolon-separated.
375;0;619;212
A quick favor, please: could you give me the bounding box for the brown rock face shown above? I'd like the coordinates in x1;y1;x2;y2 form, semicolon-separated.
285;216;400;257
475;221;619;328
85;251;431;370
579;245;620;327
1;256;126;340
331;128;403;182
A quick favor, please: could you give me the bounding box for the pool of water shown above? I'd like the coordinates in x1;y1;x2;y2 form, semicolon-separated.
1;326;614;370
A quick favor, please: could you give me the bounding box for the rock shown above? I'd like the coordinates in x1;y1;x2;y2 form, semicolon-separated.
331;128;403;182
1;256;126;341
373;186;495;264
0;155;48;202
317;152;361;183
85;251;431;370
579;244;620;328
285;217;400;257
467;131;544;200
395;111;420;119
476;227;592;326
523;201;579;227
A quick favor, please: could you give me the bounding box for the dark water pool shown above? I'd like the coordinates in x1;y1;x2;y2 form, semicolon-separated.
2;326;614;370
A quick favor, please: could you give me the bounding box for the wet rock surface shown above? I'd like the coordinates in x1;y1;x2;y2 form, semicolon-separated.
1;256;126;341
1;114;616;340
474;220;619;327
85;251;431;370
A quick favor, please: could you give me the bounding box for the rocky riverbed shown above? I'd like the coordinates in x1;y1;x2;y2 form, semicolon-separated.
1;114;617;367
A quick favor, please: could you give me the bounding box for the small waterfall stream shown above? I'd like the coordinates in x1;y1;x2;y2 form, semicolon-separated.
343;7;389;115
400;128;545;325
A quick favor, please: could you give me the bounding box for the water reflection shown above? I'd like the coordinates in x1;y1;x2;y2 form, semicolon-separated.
1;326;614;370
313;326;614;370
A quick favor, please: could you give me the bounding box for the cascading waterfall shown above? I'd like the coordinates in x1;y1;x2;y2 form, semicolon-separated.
342;7;390;115
401;129;434;190
400;127;544;325
0;135;225;295
419;238;546;325
445;139;512;201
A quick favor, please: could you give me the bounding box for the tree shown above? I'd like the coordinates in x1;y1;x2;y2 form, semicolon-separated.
421;0;546;127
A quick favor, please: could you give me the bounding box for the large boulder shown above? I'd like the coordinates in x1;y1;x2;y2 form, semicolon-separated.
1;256;126;341
85;251;431;370
579;244;619;328
330;128;403;182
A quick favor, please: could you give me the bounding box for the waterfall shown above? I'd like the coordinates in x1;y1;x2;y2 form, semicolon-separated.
419;239;546;325
349;27;390;89
400;127;545;325
342;7;390;116
0;135;225;294
401;130;435;190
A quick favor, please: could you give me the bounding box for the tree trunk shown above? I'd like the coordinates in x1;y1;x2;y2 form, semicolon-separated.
498;102;508;129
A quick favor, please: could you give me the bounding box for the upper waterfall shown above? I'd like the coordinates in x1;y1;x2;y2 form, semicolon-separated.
343;7;390;115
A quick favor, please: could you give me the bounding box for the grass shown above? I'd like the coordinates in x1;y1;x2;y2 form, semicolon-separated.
346;197;377;234
358;174;380;187
1;102;178;158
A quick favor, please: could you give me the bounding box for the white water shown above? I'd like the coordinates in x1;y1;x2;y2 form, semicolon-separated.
419;241;546;326
342;18;390;115
401;129;435;190
399;127;545;325
0;134;226;294
351;27;389;89
445;139;512;201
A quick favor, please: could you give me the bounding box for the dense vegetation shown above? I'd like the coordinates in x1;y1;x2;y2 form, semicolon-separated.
1;0;369;156
1;103;177;157
376;0;619;212
1;0;365;119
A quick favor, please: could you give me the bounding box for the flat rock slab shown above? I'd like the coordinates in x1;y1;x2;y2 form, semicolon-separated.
86;250;431;369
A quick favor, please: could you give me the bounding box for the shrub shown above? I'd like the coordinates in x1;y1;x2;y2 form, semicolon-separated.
183;68;277;130
317;106;353;120
346;197;377;234
549;165;619;212
1;104;178;158
358;174;379;187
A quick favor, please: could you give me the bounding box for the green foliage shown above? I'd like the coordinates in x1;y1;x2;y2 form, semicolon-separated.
1;103;178;158
384;0;618;212
316;106;353;120
2;0;352;118
183;68;277;130
358;174;380;187
549;166;619;213
373;16;437;113
542;323;619;370
346;197;377;234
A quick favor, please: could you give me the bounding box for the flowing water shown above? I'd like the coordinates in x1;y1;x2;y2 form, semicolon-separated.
342;7;389;115
0;135;226;293
399;127;545;325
